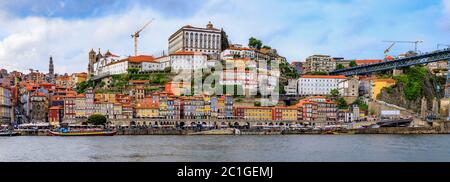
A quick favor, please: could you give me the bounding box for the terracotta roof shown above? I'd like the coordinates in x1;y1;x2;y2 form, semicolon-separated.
32;92;46;97
135;102;159;109
127;55;156;63
50;106;63;110
301;75;347;79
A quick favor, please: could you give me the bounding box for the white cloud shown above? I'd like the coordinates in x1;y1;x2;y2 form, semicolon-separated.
0;0;447;74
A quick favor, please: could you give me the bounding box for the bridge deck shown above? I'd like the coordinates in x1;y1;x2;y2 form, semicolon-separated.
330;49;450;76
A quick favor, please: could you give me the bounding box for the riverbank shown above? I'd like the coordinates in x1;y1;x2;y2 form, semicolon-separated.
12;126;450;136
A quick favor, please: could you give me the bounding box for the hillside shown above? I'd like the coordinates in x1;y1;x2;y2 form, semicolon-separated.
377;66;445;112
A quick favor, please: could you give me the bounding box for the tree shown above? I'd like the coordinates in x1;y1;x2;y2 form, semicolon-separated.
87;114;107;126
337;64;345;70
99;81;106;88
349;61;358;67
221;29;230;51
336;98;348;109
353;97;369;111
309;71;328;75
330;89;340;100
127;68;140;74
248;37;263;49
262;45;272;49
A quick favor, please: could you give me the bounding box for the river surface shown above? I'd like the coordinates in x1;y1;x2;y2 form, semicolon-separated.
1;135;450;162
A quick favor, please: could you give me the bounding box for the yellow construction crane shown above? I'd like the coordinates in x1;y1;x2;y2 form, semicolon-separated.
131;18;155;56
383;40;424;55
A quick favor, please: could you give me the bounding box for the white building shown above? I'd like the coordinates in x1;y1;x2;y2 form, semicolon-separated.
298;75;347;96
221;45;256;60
93;55;156;76
168;22;222;55
140;55;171;72
170;51;208;70
219;70;258;94
285;79;298;95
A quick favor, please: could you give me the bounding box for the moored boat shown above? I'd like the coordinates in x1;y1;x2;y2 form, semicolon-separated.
376;118;413;127
0;131;20;137
48;130;117;136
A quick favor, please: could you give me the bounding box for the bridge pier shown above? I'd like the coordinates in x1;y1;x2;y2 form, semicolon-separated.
392;69;403;76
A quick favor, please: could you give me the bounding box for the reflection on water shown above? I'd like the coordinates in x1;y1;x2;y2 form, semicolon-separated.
1;135;450;162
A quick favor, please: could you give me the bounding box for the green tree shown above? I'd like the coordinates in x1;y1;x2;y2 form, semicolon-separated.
336;98;348;109
99;81;106;88
336;64;345;70
349;61;358;67
86;114;107;126
353;97;369;111
76;79;95;94
330;89;340;100
262;45;272;49
221;29;230;51
248;37;263;49
127;68;140;74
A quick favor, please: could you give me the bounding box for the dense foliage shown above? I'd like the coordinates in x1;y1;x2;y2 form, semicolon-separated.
393;66;428;101
87;114;107;126
76;79;95;94
248;37;263;49
353;97;368;111
349;61;358;67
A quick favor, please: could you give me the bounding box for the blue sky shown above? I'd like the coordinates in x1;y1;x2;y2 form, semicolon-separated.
0;0;449;73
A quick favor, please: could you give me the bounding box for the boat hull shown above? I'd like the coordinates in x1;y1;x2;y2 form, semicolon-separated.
377;119;413;127
48;130;117;136
0;132;20;137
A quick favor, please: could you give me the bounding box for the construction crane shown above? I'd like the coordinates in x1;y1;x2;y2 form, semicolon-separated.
384;42;396;55
383;40;424;54
437;44;450;49
131;18;155;56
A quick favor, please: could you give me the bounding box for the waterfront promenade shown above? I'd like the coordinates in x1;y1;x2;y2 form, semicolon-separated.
14;125;450;136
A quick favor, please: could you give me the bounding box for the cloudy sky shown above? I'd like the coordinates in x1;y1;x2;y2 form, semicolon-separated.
0;0;449;74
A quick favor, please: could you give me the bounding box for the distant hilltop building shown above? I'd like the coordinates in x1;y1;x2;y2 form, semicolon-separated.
168;21;223;55
303;55;336;73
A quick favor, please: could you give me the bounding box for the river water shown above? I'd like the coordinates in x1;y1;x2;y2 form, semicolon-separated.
1;135;449;162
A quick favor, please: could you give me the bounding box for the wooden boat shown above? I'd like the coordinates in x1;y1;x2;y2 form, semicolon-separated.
48;130;117;136
0;131;20;137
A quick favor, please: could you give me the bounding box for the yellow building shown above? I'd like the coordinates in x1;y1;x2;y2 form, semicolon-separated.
274;107;298;121
135;103;160;118
371;79;396;100
72;72;87;84
239;107;273;120
95;93;116;103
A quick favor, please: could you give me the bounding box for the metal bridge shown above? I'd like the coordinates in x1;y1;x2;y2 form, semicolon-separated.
330;48;450;99
330;48;450;76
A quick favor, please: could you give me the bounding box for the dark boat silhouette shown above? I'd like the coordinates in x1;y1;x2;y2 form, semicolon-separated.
376;118;413;127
